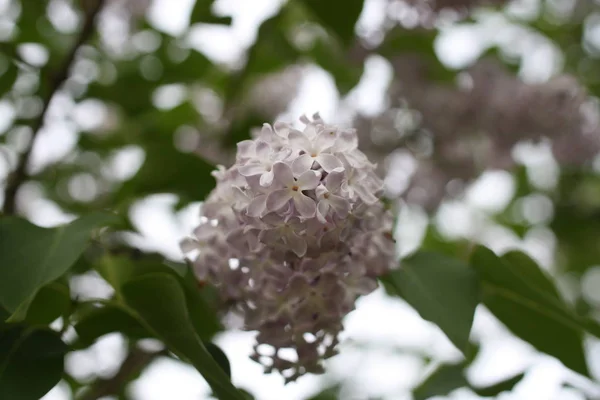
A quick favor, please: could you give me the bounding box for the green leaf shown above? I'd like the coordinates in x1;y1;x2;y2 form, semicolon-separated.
381;251;480;353
378;28;454;83
122;273;245;400
0;213;118;319
471;246;589;376
0;56;18;95
301;0;364;47
307;386;340;400
0;327;68;400
23;281;71;325
190;0;232;25
205;342;231;378
224;11;300;108
96;255;222;340
472;372;525;397
73;304;151;349
114;136;215;206
310;38;363;95
413;363;468;400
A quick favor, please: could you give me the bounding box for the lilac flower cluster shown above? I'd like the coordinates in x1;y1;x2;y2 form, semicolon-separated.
181;114;397;382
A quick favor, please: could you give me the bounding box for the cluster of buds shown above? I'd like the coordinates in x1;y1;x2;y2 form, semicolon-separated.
181;114;397;382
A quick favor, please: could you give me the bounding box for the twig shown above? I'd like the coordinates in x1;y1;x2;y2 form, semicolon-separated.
2;0;105;215
76;347;167;400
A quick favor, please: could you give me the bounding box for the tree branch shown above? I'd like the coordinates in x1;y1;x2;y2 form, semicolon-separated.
76;347;167;400
2;0;105;215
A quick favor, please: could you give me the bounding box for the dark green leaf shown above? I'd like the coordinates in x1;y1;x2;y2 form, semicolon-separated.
23;281;71;325
301;0;364;47
310;38;362;95
0;213;118;319
73;304;151;348
0;327;67;400
0;56;18;95
122;273;245;400
114;134;215;206
471;246;589;376
472;372;525;397
224;10;300;107
190;0;232;25
379;28;454;83
307;386;340;400
381;251;480;353
413;363;468;400
96;255;222;340
205;343;231;378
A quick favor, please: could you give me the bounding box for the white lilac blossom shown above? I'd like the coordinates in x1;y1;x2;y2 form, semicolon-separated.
181;114;397;383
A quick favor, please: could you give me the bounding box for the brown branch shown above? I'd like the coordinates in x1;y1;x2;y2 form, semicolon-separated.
76;347;167;400
2;0;105;215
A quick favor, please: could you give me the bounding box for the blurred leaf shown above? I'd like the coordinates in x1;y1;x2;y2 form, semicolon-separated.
224;113;267;148
379;28;454;83
472;372;525;397
413;361;524;400
96;255;222;340
310;38;362;95
23;281;71;325
420;224;471;259
471;246;589;376
122;273;246;400
301;0;364;47
307;386;340;400
0;57;18;94
0;213;118;320
205;342;231;378
113;128;215;207
190;0;232;25
381;251;480;353
225;10;300;107
413;363;467;400
73;304;151;348
0;327;67;400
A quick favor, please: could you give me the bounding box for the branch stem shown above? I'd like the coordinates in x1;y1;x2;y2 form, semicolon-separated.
2;0;105;215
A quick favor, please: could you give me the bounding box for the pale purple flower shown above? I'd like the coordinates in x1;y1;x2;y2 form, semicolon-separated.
265;162;320;217
289;129;343;173
180;114;397;382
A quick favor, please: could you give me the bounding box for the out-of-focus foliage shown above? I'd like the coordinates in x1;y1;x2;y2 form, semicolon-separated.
2;0;600;399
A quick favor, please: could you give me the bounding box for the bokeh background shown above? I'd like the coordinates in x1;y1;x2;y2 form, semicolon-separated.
3;0;600;399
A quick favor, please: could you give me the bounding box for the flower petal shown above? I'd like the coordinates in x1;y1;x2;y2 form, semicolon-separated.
316;200;329;223
285;231;307;257
266;189;292;212
292;153;314;175
259;170;274;187
179;238;198;253
255;140;271;158
316;153;343;172
354;182;379;204
247;194;267;217
328;194;350;217
297;170;320;190
293;192;316;217
288;130;311;152
239;163;266;177
272;161;294;186
314;130;337;151
325;168;345;192
236;140;255;159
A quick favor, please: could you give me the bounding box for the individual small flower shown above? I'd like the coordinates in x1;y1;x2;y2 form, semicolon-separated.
315;168;350;223
289;129;343;173
237;140;292;187
265;162;321;217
